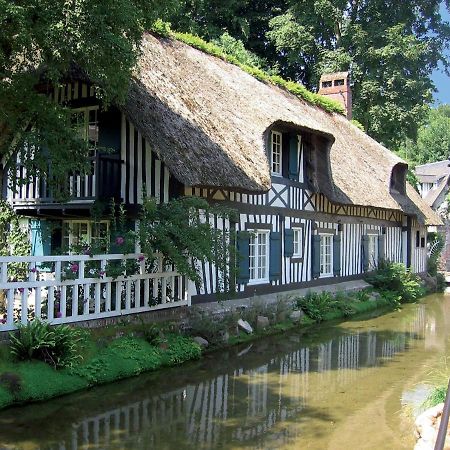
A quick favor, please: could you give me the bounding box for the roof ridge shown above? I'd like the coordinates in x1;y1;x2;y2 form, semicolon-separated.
147;23;345;116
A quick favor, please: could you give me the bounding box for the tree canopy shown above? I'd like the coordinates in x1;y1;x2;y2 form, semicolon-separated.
0;0;177;195
2;0;450;187
169;0;450;149
398;105;450;165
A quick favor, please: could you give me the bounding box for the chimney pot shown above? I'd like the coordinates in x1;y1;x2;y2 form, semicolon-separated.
318;72;352;120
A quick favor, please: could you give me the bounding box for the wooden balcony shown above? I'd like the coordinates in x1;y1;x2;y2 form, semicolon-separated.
8;153;123;207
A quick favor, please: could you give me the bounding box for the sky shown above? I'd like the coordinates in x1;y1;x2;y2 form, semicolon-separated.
432;4;450;104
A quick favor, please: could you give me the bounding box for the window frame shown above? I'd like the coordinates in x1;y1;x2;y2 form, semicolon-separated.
292;227;303;258
271;131;282;176
248;229;270;285
63;219;109;253
319;233;334;278
71;105;99;157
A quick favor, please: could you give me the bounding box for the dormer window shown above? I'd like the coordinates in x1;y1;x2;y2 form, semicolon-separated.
271;131;282;176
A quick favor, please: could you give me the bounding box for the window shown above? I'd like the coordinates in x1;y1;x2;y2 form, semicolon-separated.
293;228;303;258
367;234;378;270
249;230;270;283
271;131;282;175
322;80;332;88
71;106;99;157
334;79;345;86
319;234;333;277
63;220;109;253
416;230;420;247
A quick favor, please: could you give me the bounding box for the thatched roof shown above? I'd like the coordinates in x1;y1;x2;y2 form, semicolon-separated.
124;32;441;226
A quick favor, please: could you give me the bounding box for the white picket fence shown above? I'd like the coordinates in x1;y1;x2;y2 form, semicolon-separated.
0;253;190;332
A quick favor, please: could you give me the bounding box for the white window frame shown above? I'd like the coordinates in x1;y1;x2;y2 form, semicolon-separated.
293;227;303;258
71;106;99;157
367;233;378;270
319;233;334;278
248;229;270;284
271;131;282;176
63;220;109;253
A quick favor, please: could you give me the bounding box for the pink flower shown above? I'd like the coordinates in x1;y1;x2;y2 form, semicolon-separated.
56;311;62;318
18;288;24;293
70;263;79;273
0;319;6;325
99;270;106;277
115;236;124;245
30;267;37;273
138;255;145;262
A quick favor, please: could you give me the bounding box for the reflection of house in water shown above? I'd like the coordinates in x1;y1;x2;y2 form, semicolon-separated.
37;306;434;450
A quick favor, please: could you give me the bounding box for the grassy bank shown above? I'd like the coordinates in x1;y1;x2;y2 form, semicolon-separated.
0;260;435;412
0;333;201;410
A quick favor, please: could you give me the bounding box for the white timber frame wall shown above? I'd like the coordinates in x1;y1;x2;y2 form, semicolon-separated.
3;83;430;307
181;129;424;302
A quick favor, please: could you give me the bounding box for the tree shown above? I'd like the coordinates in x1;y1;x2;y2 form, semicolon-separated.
265;1;450;148
171;1;450;149
398;104;450;165
0;0;177;197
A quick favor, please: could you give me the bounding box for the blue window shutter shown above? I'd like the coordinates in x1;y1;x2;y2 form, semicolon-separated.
312;235;321;278
30;219;42;257
269;232;281;281
288;135;299;180
333;235;341;276
284;229;294;257
362;235;369;271
378;235;385;261
236;231;250;284
30;220;52;257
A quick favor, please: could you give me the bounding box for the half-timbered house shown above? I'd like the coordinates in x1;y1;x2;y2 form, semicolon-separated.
2;32;441;306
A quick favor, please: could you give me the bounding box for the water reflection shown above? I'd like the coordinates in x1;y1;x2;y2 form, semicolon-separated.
1;298;449;450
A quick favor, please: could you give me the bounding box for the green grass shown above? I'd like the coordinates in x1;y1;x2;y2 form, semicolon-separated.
0;333;201;410
150;20;345;116
423;385;447;409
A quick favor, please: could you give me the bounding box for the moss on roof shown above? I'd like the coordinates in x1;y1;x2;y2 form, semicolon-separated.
150;20;345;116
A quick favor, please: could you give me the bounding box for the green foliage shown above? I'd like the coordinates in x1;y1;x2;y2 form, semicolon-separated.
160;334;202;365
423;385;447;409
0;0;176;197
0;201;31;284
212;32;268;70
366;260;424;303
72;334;200;384
138;196;235;288
351;119;365;131
427;232;444;277
9;320;85;368
295;291;356;322
398;105;450;165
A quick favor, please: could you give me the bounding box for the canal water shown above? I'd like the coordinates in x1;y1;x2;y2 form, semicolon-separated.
1;294;450;450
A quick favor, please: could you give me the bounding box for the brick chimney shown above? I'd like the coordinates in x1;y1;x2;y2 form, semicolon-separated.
318;72;352;120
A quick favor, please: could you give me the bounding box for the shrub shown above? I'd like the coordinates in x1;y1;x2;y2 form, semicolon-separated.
366;260;424;303
436;273;446;292
295;291;334;322
9;320;85;368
